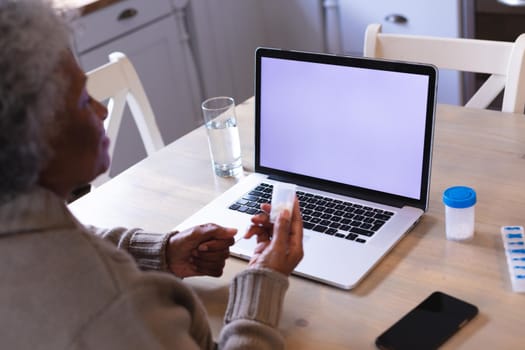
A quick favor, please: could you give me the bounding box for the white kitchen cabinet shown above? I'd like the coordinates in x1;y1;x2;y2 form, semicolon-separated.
188;0;324;103
338;0;475;105
73;0;202;177
188;0;474;106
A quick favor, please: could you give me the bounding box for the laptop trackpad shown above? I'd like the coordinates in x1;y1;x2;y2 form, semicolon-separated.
232;230;313;260
231;236;257;260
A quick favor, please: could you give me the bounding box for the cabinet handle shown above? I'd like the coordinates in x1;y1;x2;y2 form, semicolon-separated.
384;14;408;24
497;0;525;6
117;8;138;21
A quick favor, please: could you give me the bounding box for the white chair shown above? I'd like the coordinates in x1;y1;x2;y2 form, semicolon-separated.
364;23;525;113
86;52;165;186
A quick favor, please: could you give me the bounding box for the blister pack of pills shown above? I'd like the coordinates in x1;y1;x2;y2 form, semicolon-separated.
501;226;525;293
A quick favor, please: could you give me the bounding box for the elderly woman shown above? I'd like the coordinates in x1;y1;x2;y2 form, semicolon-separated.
0;1;304;349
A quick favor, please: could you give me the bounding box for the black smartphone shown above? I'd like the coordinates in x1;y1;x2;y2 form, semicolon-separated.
375;291;478;350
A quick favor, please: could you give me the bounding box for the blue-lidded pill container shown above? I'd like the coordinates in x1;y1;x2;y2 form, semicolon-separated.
443;186;477;240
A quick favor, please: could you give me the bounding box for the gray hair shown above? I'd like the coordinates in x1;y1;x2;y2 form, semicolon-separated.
0;0;72;203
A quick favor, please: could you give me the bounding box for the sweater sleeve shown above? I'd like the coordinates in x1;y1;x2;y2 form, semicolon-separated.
86;225;175;271
72;234;289;350
218;268;289;349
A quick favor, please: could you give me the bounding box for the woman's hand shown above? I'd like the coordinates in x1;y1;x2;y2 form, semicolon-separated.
167;223;236;278
244;199;304;275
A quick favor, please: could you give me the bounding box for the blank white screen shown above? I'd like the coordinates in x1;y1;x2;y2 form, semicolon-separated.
259;57;429;199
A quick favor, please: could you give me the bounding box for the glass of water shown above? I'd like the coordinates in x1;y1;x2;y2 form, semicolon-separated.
201;96;242;177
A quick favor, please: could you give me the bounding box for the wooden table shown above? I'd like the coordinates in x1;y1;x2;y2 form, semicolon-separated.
70;97;525;349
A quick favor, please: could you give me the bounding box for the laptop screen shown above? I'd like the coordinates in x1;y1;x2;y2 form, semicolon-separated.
255;48;437;209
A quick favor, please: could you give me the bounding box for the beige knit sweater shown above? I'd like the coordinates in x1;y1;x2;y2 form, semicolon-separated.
0;187;288;349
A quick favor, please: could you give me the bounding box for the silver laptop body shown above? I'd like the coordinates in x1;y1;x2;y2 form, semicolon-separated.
176;48;437;290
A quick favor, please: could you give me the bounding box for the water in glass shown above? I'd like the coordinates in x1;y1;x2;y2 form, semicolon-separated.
205;115;242;176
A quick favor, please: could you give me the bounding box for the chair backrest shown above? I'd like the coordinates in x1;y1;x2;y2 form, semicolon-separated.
364;23;525;113
86;52;165;186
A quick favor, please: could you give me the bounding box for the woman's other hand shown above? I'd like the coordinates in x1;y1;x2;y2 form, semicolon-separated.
244;199;304;275
167;223;236;278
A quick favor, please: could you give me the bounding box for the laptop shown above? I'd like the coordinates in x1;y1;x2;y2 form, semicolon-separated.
175;47;437;290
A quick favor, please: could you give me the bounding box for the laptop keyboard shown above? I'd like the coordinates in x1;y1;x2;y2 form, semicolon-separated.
228;183;394;244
